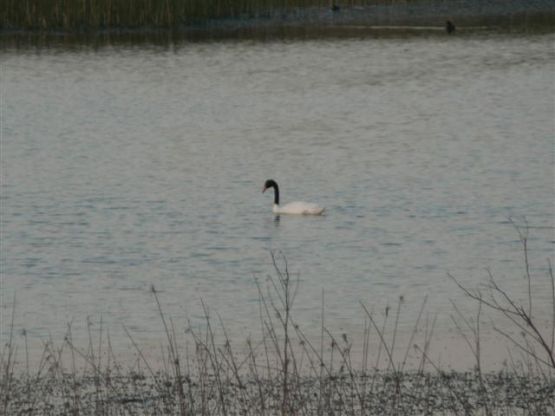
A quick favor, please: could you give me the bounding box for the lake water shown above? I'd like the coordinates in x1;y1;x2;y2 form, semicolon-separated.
1;33;554;368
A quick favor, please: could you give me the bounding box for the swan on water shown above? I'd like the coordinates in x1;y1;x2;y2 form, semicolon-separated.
262;179;325;215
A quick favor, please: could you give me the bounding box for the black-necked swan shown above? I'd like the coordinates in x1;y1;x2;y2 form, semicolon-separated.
262;179;325;215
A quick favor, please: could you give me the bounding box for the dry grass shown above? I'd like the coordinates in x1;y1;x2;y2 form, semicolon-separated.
1;227;554;415
2;0;553;33
1;0;358;31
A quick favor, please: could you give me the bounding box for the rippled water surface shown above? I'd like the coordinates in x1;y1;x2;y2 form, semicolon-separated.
2;34;554;362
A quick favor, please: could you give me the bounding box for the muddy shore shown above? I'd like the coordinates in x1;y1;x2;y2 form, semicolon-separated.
5;370;555;415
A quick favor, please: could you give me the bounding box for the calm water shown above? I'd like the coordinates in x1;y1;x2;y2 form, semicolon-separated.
2;34;554;363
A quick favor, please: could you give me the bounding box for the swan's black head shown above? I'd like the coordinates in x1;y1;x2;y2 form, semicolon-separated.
262;179;279;205
263;179;277;192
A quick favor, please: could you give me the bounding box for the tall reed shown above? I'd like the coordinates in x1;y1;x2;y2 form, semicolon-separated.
0;0;335;31
1;0;463;31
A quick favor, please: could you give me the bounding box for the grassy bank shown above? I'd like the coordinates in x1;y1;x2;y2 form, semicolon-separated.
2;228;554;415
1;0;554;34
0;0;312;30
3;0;341;31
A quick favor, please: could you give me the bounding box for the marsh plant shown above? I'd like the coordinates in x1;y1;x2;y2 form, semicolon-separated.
1;228;554;415
1;0;377;31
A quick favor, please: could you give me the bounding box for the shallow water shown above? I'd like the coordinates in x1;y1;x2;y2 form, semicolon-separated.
1;33;554;366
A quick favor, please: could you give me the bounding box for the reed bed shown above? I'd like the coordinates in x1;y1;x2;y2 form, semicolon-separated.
0;0;379;31
4;0;552;33
1;228;554;415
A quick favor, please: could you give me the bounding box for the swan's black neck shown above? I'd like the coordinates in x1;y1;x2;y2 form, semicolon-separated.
265;179;280;205
271;182;280;205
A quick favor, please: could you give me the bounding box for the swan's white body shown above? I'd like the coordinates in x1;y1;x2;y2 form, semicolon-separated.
263;179;325;216
273;202;325;215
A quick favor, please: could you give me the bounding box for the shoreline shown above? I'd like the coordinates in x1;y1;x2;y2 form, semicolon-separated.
4;370;554;415
3;277;554;414
1;1;554;46
1;23;552;50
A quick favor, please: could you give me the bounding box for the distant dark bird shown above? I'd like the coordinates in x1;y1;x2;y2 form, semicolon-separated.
331;3;340;12
445;20;456;34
